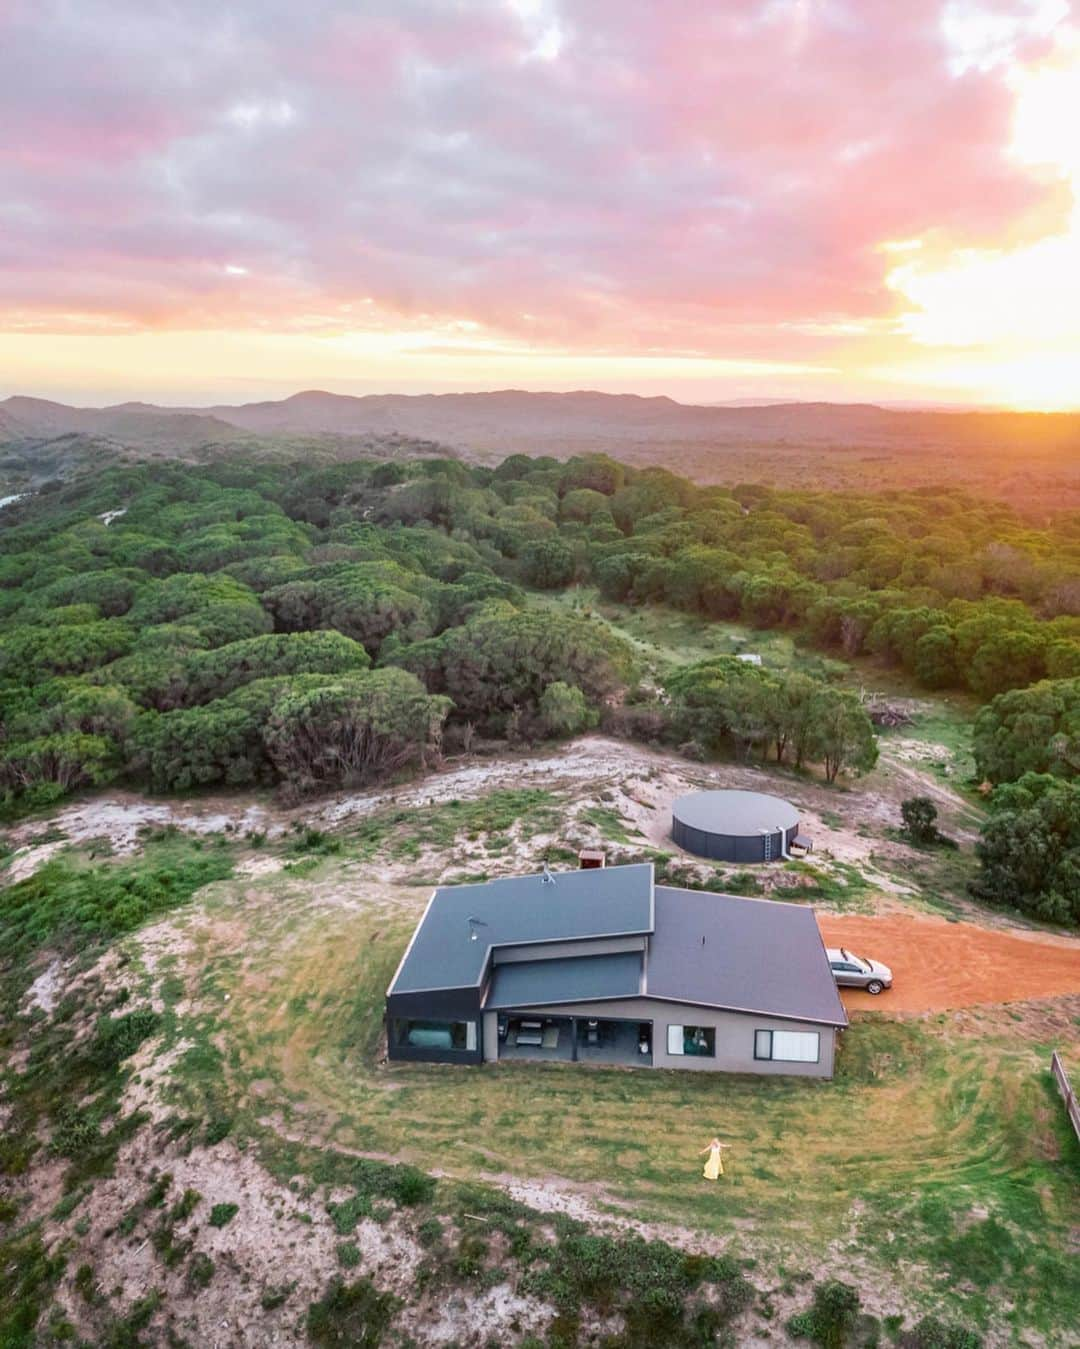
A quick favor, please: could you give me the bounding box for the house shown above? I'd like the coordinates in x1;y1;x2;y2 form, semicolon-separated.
385;862;847;1077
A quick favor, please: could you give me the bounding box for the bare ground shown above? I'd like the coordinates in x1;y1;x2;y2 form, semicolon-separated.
3;731;981;913
822;913;1080;1012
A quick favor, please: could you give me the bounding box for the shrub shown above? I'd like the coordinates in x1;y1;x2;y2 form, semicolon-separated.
261;1282;295;1311
187;1252;214;1289
900;796;940;845
521;1229;753;1329
452;1232;488;1280
204;1115;233;1146
306;1277;399;1348
208;1202;238;1228
539;681;595;737
0;854;233;980
0;1232;67;1349
91;1010;162;1070
787;1279;861;1348
327;1194;373;1234
391;1166;435;1207
903;1316;983;1349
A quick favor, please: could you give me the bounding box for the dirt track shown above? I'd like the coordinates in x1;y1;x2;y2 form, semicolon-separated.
819;914;1080;1012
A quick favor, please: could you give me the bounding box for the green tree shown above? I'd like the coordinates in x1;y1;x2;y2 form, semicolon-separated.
970;773;1080;925
175;631;370;708
538;682;595;737
972;677;1080;784
805;689;878;783
133;701;268;791
968;628;1046;699
913;626;959;689
666;657;768;754
520;537;575;589
392;602;632;731
263;669;451;795
262;563;436;654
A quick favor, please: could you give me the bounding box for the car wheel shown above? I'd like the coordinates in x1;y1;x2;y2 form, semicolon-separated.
866;979;884;995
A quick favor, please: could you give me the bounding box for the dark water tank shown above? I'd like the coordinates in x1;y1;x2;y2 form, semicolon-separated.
671;789;800;863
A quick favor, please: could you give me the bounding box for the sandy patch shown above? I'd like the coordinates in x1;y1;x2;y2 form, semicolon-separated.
401;1281;552;1346
5;839;64;882
23;957;67;1014
235;854;287;878
5;796;273;855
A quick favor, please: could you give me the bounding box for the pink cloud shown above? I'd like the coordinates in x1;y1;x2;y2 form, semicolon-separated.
0;0;1070;355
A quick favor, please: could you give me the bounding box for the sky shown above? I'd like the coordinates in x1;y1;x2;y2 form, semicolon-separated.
1;0;1078;409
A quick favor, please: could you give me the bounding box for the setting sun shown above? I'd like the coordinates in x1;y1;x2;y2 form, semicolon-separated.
882;26;1080;407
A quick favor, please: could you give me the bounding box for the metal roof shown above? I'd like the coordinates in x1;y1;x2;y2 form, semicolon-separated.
646;886;847;1027
486;952;643;1009
387;862;655;996
672;789;799;836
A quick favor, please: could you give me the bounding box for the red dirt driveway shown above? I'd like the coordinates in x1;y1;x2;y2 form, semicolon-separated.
817;914;1080;1013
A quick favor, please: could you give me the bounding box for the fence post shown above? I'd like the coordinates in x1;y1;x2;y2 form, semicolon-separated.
1051;1050;1080;1145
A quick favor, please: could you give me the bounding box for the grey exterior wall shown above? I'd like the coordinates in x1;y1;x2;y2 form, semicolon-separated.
521;996;836;1078
672;821;799;863
482;1010;499;1063
385;986;483;1065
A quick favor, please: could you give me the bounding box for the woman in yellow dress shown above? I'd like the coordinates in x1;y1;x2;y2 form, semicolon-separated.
700;1137;730;1180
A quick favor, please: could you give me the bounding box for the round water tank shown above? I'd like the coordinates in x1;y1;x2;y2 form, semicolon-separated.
671;789;800;863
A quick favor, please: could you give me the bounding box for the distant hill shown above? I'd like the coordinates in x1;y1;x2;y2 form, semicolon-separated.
184;389;1080;459
5;388;1079;458
1;396;253;449
2;389;1079;514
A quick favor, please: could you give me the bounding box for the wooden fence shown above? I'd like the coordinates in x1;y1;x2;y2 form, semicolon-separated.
1050;1051;1080;1144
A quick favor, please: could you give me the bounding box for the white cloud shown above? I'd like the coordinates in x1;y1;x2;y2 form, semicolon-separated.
225;98;297;129
941;0;1068;75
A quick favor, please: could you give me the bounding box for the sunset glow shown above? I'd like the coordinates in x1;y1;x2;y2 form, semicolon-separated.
1;0;1078;407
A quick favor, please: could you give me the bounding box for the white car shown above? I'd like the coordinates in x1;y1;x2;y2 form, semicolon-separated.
827;947;893;995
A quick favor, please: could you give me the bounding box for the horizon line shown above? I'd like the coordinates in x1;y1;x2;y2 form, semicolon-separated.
4;387;1079;416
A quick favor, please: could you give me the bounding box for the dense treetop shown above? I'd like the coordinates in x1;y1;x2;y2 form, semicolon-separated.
0;452;1076;811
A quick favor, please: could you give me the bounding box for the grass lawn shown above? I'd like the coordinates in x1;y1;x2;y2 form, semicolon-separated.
161;866;1080;1342
540;586;843;679
541;589;981;772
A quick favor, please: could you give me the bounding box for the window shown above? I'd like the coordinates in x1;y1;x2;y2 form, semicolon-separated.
394;1019;477;1052
754;1029;819;1063
667;1024;715;1057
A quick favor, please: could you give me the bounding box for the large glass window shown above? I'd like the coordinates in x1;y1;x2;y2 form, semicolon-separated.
394;1019;476;1052
666;1024;716;1057
754;1029;819;1063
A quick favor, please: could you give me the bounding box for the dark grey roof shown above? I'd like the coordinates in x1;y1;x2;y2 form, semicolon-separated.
387;862;654;996
672;789;799;836
646;887;847;1027
486;952;643;1009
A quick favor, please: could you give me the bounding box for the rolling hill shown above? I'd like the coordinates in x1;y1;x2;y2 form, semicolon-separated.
2;390;1079;512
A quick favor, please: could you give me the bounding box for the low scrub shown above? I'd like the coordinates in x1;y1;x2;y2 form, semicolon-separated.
306;1277;399;1348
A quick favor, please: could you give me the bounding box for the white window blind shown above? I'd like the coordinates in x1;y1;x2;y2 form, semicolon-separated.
667;1024;685;1055
770;1030;819;1062
466;1021;477;1052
